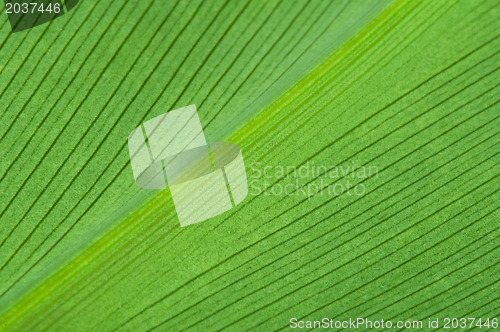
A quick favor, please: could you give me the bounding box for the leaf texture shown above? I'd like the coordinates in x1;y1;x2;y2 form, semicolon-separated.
0;0;499;330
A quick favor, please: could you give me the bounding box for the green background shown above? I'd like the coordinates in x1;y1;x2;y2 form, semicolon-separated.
0;0;498;330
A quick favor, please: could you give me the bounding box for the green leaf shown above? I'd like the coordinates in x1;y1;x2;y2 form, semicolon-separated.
0;0;498;330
